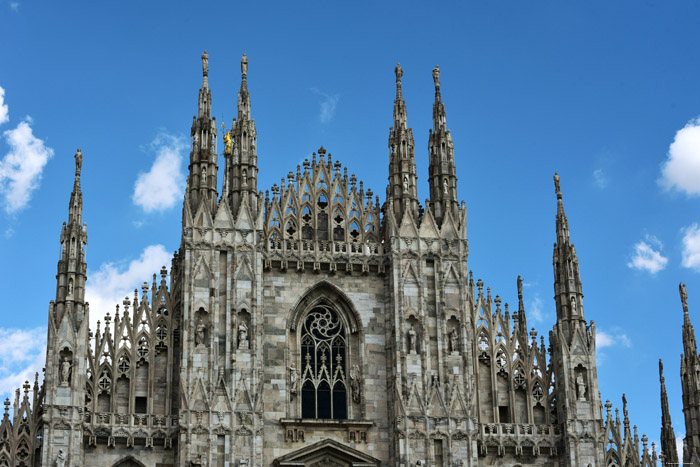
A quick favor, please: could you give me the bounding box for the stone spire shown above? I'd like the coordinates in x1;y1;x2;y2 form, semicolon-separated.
186;50;218;214
659;359;679;466
386;63;419;222
228;53;259;218
427;65;458;226
552;173;585;342
679;283;700;464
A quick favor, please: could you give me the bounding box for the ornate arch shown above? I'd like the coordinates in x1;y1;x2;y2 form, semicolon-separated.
289;280;361;334
112;456;147;467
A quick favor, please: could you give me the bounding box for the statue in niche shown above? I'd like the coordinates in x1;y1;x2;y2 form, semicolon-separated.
576;372;586;401
570;296;578;315
201;166;207;185
449;328;459;354
238;320;249;349
407;325;417;354
242;168;248;187
68;279;74;296
60;357;71;385
443;178;448;195
195;318;206;347
403;175;409;194
350;364;361;403
55;448;66;467
289;363;298;395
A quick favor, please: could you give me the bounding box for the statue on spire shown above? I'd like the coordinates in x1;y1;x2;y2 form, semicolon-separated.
75;148;83;177
432;65;440;90
202;50;209;76
241;54;248;76
681;282;689;312
554;172;561;196
395;63;403;83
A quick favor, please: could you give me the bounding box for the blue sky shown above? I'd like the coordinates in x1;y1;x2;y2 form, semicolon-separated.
1;0;700;456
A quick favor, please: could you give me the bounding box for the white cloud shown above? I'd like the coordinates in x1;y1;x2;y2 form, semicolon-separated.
660;117;700;196
9;2;18;11
85;244;172;331
311;88;339;123
627;235;668;274
0;86;8;124
677;434;684;465
132;134;185;212
593;168;609;189
681;223;700;271
0;327;46;398
596;330;631;349
0;88;54;214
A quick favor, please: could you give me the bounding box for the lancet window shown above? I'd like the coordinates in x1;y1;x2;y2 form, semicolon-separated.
300;305;348;420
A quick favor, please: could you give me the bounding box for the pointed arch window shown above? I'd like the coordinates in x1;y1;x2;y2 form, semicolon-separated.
300;305;347;420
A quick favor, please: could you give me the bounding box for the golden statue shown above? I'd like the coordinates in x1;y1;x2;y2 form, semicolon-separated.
222;122;233;155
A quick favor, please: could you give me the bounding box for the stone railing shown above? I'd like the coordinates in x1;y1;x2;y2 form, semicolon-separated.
478;423;560;457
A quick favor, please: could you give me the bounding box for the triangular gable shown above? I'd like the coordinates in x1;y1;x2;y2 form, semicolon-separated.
418;206;439;238
214;196;234;229
193;197;213;229
273;438;380;466
398;208;419;237
439;207;458;239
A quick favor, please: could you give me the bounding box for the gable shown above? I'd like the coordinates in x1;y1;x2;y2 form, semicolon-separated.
274;438;380;466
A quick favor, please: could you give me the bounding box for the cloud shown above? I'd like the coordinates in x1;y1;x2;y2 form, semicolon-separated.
132;133;185;212
593;168;609;189
0;86;8;124
596;329;632;349
0;327;46;398
85;244;172;331
311;88;339;123
627;235;668;274
660;117;700;196
681;223;700;271
9;2;18;11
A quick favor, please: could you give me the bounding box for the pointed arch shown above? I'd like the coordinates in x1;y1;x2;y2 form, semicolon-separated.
289;280;361;334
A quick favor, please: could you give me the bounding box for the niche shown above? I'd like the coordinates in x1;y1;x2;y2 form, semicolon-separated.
58;348;73;386
574;365;588;401
406;316;420;354
236;309;250;350
446;316;460;354
195;307;209;347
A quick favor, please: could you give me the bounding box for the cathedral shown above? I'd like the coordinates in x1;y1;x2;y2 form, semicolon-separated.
0;52;697;466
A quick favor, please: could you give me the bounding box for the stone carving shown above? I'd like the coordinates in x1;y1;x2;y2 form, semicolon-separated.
350;364;361;403
195;318;206;347
443;178;448;195
241;54;248;75
408;325;417;354
55;448;66;467
576;372;586;401
570;296;577;315
60;357;71;385
432;65;440;88
238;320;249;349
289;363;298;395
395;62;403;82
403;176;409;193
74;148;82;176
201;50;208;75
681;282;689;312
449;328;458;354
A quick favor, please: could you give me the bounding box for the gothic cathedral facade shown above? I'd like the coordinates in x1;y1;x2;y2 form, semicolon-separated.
0;53;670;466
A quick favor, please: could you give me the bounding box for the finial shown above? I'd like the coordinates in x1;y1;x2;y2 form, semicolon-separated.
680;282;689;313
659;358;665;382
395;63;403;82
432;65;440;90
74;148;83;179
554;172;562;199
202;50;209;76
517;275;523;303
318;146;326;156
241;53;248;76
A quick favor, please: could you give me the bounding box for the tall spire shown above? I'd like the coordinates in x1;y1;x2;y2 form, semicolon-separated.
386;62;419;222
679;282;700;464
681;282;697;358
427;65;459;226
659;359;679;466
552;173;585;342
228;53;259;218
186;50;218;215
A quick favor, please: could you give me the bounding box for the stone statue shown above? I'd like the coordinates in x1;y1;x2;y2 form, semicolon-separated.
238;321;249;349
195;318;206;346
407;326;417;354
403;176;409;194
681;282;689;311
242;169;248;187
201;50;208;76
517;275;523;299
223;131;233;155
395;62;403;82
415;460;426;467
350;364;361;403
201;166;207;184
443;178;448;195
55;448;66;467
241;54;248;75
432;65;440;88
60;357;71;385
289;363;298;395
554;172;561;194
74;148;83;177
449;328;458;354
576;372;586;401
570;296;577;315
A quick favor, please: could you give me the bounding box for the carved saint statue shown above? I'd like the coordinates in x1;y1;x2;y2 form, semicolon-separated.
432;65;440;88
60;357;71;385
443;178;449;195
55;448;66;467
449;328;459;354
241;54;248;75
74;148;83;177
395;62;403;82
238;321;249;349
407;326;417;354
681;282;689;311
201;50;208;76
289;363;298;395
403;175;409;194
570;296;578;315
242;169;248;187
576;372;586;401
201;166;207;184
350;364;361;403
195;318;206;346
